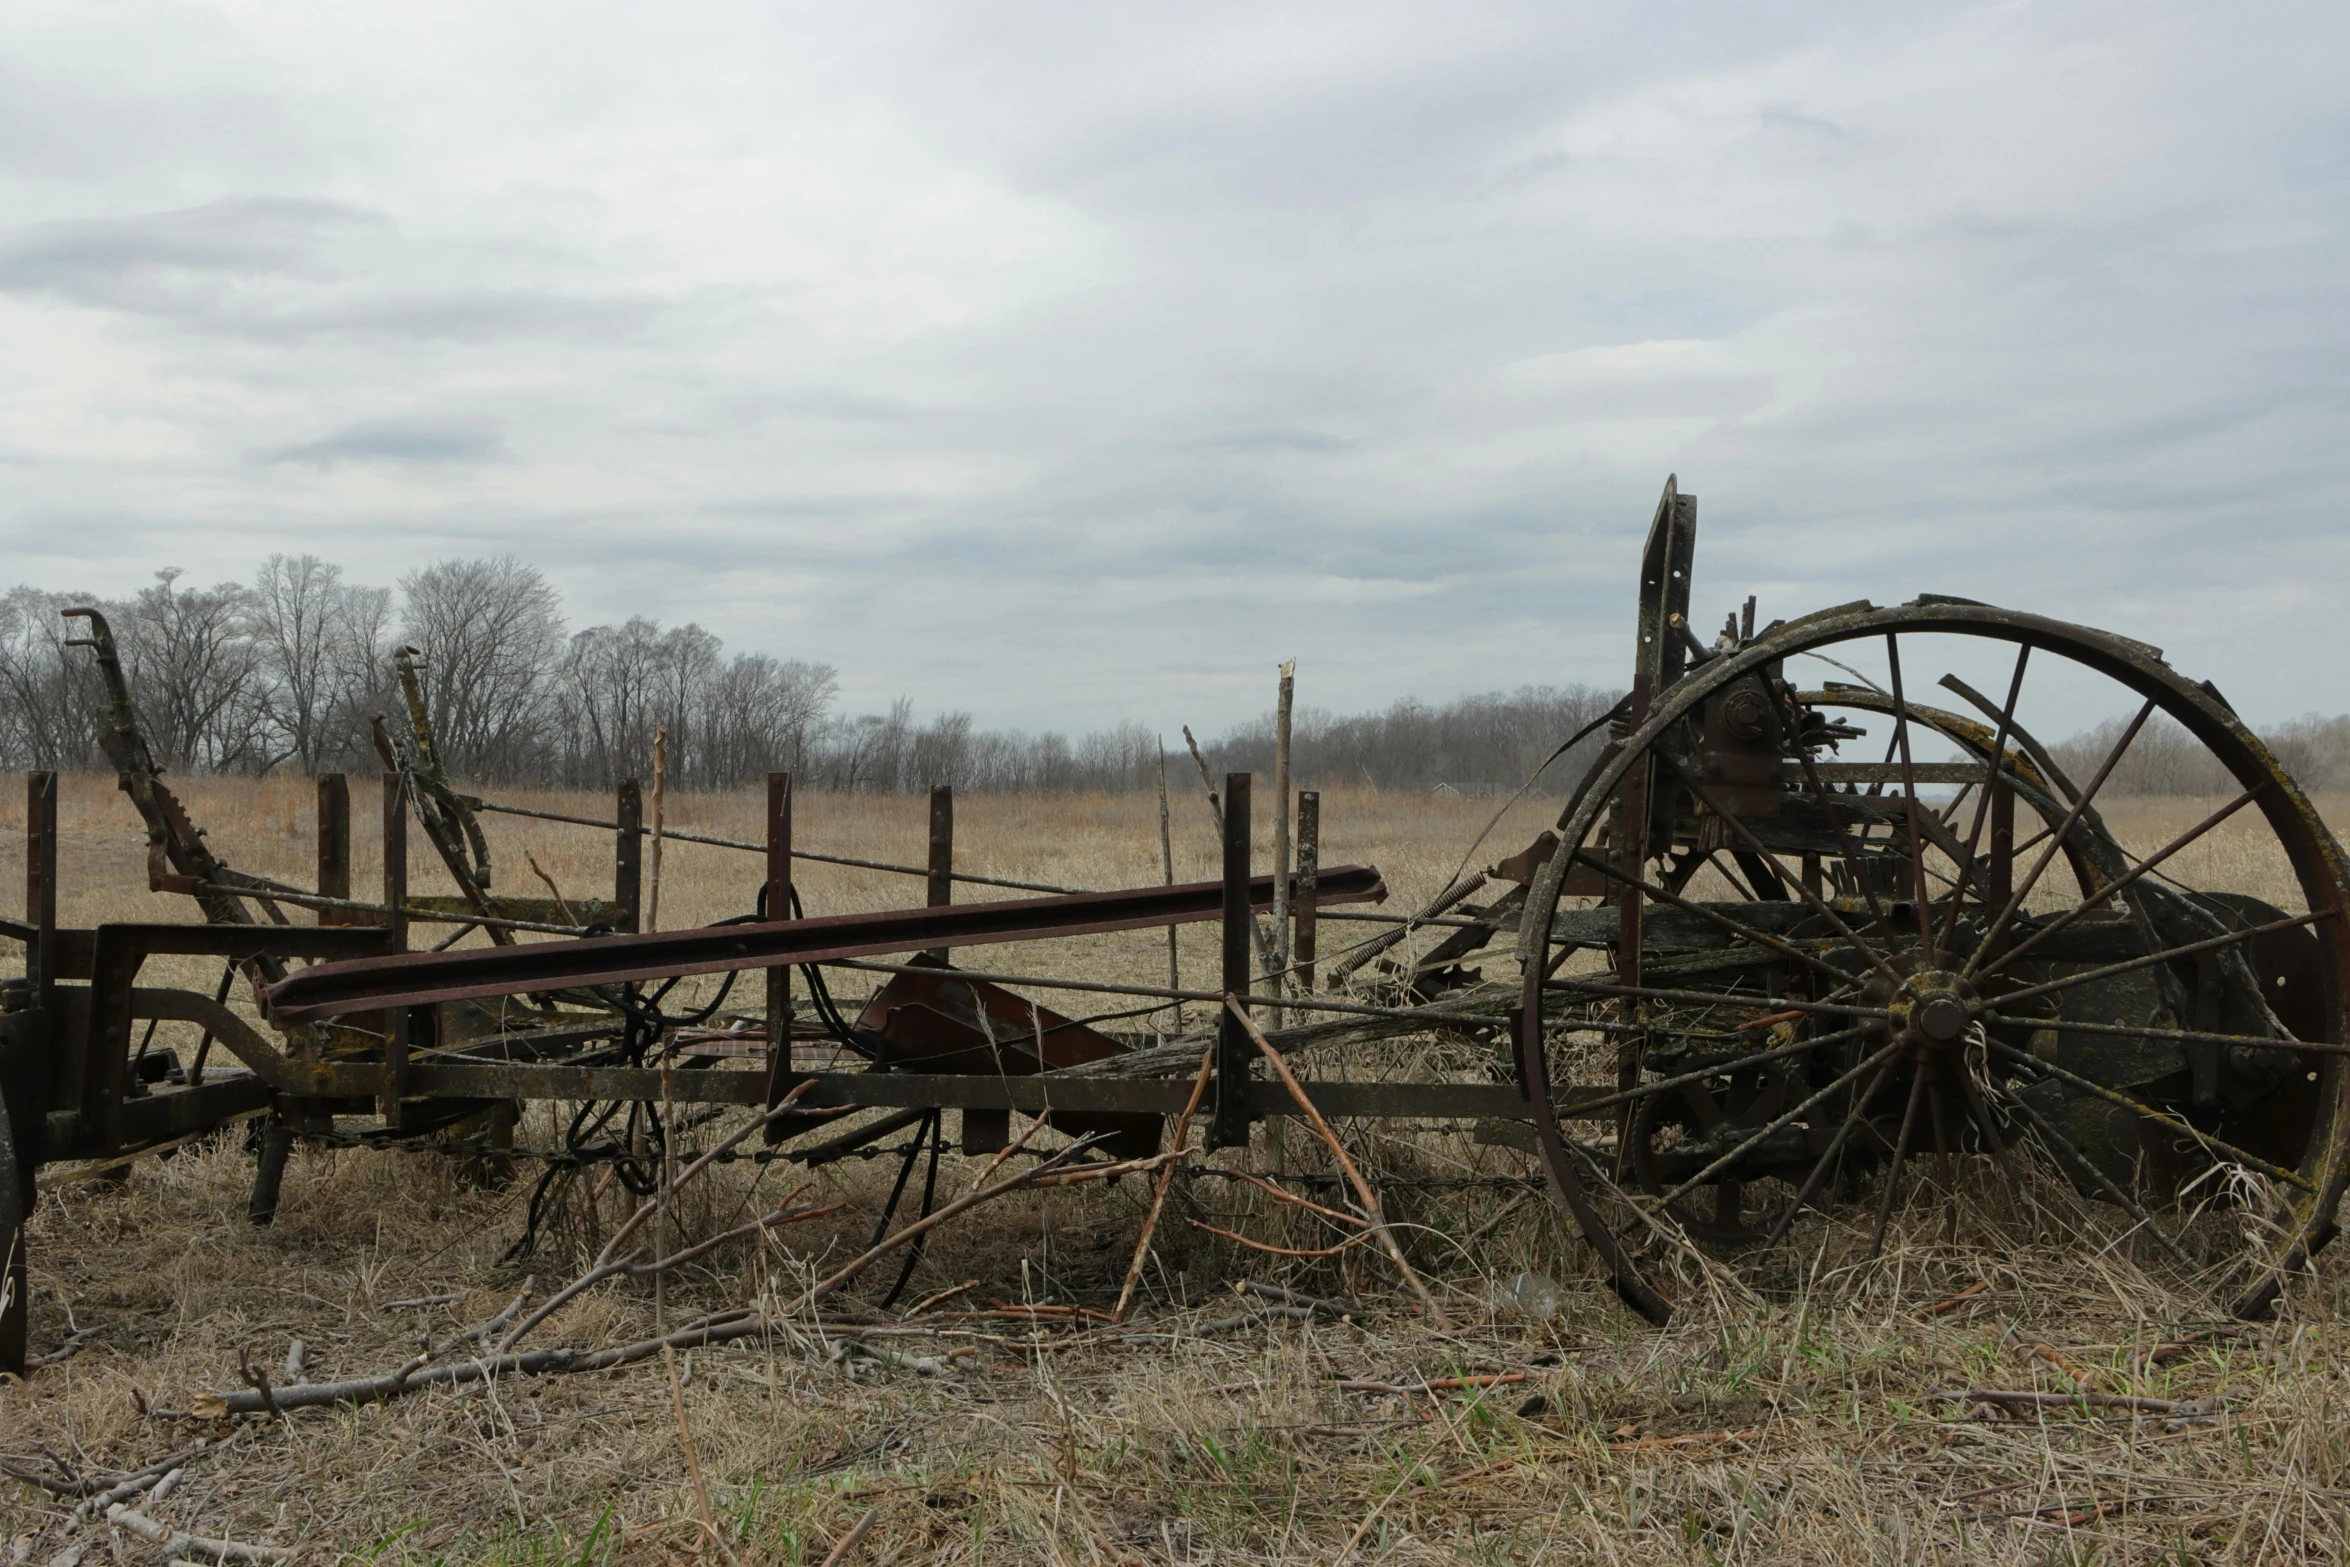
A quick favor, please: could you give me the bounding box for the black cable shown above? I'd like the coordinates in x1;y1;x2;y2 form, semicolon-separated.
868;1110;934;1253
880;1111;945;1309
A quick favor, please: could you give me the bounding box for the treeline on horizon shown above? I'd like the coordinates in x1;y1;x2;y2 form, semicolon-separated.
3;555;2343;799
0;555;1620;796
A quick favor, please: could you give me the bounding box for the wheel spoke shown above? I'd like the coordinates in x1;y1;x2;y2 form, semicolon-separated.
1652;1040;1906;1212
1988;909;2335;1011
1562;1021;1881;1120
1883;634;1937;957
1993;1082;2195;1268
1979;1008;2350;1060
1952;1056;2039;1236
1865;1062;1931;1260
1567;849;1864;989
1937;645;2031;958
1961;698;2159;981
1983;1039;2316;1189
1544;977;1891;1021
1974;784;2268;981
1758;1049;1904;1248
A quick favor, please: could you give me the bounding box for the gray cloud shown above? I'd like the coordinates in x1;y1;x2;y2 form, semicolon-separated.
0;0;2344;738
262;418;505;468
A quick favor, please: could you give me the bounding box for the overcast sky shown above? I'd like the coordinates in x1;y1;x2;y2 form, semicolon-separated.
2;1;2345;736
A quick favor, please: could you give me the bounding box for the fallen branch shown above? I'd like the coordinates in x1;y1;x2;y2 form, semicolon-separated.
105;1502;294;1562
1936;1388;2223;1418
1917;1279;1991;1319
31;1326;104;1368
1238;1280;1359;1320
498;1091;821;1354
1188;1219;1369;1259
1224;997;1451;1328
1112;1037;1215;1323
1223;1168;1367;1227
435;1280;534;1356
790;1141;1182;1315
819;1508;880;1567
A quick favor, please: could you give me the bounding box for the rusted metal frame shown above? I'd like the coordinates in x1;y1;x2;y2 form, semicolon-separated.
1881;633;1939;956
1308;909;1488;929
468;797;1084;897
1296;791;1319;992
822;957;1502;1028
1960;698;2160;981
615;782;643;933
1990;909;2335;1012
922;784;952;964
385;653;503;931
1566;849;1862;989
762;773;795;1122
317;774;351;924
1767;675;1898;937
1211;772;1256;1149
265;864;1385;1022
1977;786;2268;982
379;772;410;1122
1935;646;2030;958
1660;755;1904;988
1981;1039;2314;1189
1610;754;1652;1173
80;925;391;1154
377;1060;1532;1121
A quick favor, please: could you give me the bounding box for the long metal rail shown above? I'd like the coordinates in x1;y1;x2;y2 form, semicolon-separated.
265;867;1385;1021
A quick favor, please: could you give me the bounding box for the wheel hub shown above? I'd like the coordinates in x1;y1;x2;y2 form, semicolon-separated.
1902;971;1975;1049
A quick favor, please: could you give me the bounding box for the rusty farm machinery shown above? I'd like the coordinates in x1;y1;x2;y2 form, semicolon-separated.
6;474;2349;1378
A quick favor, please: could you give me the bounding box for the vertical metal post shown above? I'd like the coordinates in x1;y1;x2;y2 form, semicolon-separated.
1294;790;1320;992
1210;772;1254;1149
379;770;408;1122
614;780;643;934
922;784;953;964
761;773;799;1143
316;773;350;925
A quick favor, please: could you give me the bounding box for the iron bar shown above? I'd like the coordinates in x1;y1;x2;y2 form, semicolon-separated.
265;865;1386;1022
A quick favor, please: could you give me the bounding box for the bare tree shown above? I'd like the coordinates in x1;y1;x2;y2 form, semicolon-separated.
117;570;267;771
399;556;566;780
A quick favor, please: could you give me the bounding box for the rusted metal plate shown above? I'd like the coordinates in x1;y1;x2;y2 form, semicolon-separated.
857;959;1160;1156
264;867;1386;1022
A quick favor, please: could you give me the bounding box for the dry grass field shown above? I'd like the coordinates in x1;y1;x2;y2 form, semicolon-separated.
5;775;2350;1564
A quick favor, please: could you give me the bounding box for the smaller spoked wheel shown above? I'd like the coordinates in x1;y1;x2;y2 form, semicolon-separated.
1516;601;2350;1325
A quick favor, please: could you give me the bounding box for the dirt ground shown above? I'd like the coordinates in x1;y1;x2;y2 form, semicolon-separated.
5;776;2350;1564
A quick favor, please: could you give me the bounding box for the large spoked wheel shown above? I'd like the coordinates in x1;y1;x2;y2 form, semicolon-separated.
1516;600;2350;1326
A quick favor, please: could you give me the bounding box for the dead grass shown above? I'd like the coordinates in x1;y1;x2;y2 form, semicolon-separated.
5;777;2350;1563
